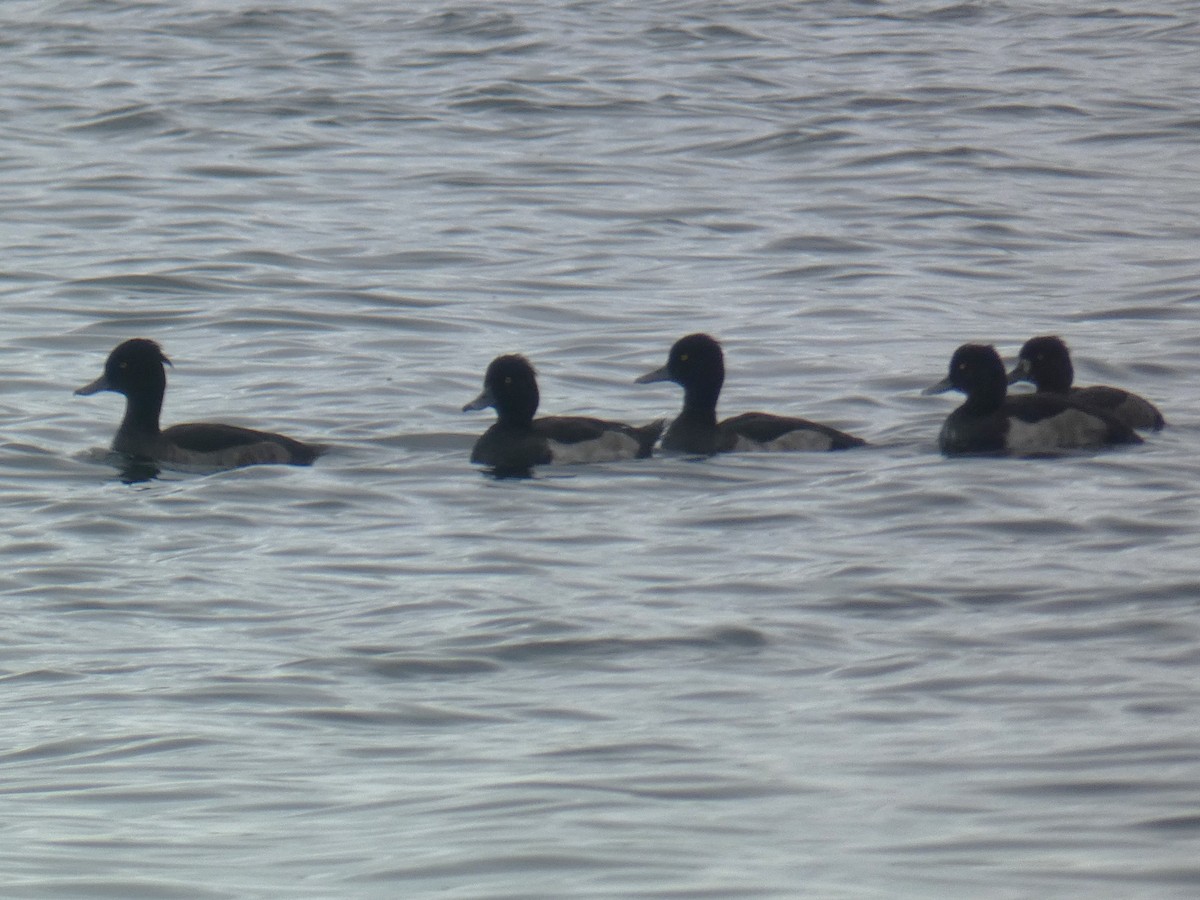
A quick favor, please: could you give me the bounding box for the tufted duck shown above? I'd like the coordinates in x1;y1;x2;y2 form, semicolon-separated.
464;354;663;477
635;333;865;455
1007;335;1164;431
925;343;1142;455
76;338;327;470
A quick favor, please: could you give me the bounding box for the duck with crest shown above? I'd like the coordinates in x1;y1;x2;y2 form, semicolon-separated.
464;354;663;477
1007;335;1164;432
925;343;1142;455
76;338;327;470
635;333;865;456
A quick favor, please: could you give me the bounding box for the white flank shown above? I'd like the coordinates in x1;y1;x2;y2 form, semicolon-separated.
1006;410;1108;453
732;430;834;452
548;431;639;464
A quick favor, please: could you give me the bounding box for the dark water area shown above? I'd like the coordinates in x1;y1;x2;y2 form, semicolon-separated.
2;1;1200;897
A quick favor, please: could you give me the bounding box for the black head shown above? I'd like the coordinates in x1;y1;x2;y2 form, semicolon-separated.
463;354;540;425
636;333;725;403
1009;335;1073;391
76;338;171;398
925;343;1008;412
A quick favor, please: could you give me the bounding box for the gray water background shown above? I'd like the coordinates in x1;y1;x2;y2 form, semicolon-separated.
3;1;1200;897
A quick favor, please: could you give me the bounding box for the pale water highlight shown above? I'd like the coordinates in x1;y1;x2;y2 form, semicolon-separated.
2;2;1200;897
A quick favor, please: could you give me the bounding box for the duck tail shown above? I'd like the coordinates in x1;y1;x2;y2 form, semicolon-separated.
636;419;667;457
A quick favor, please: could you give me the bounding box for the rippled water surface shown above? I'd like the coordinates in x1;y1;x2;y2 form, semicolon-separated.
3;1;1200;897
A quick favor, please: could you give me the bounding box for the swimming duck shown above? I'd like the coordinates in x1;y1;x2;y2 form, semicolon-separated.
76;338;327;469
1007;335;1164;431
463;354;663;476
635;333;865;455
925;343;1142;455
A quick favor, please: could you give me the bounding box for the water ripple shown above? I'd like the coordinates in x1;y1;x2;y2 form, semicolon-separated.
2;1;1199;897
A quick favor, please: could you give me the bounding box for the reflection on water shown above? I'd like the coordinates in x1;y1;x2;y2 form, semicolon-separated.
2;1;1200;898
115;455;161;485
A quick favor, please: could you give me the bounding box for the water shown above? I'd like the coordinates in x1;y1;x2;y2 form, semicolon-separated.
2;1;1200;896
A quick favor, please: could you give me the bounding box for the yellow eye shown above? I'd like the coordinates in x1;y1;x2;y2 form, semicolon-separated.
119;362;128;369
680;354;688;362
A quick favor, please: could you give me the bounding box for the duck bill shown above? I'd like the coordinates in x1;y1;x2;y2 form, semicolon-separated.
921;376;954;396
75;373;111;396
1006;359;1030;385
462;386;494;413
635;365;671;385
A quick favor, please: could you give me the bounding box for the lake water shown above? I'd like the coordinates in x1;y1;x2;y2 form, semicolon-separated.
3;1;1200;897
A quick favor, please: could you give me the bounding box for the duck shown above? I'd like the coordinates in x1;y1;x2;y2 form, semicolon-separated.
925;343;1142;455
76;338;327;469
634;333;865;455
463;354;663;476
1007;335;1164;431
